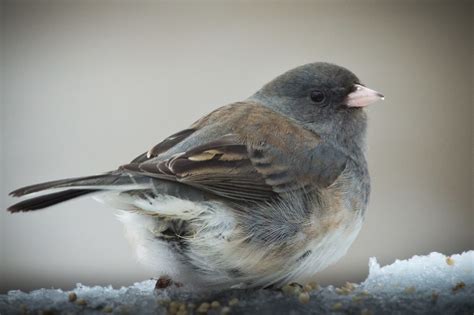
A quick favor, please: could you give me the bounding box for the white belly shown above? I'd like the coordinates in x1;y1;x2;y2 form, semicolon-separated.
109;194;239;288
116;210;199;286
98;192;363;288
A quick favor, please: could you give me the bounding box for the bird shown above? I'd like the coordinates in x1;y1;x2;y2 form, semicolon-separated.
7;62;384;290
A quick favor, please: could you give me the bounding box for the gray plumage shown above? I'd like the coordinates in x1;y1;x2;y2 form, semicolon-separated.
7;62;383;289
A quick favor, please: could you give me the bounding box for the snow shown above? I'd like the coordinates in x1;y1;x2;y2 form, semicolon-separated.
1;251;472;314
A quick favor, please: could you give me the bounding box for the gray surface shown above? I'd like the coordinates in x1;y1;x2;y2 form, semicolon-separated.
1;251;473;315
1;0;473;293
1;284;471;315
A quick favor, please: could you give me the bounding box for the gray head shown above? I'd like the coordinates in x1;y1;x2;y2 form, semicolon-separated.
250;62;383;152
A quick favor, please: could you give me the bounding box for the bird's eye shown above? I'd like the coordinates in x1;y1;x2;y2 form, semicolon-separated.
310;90;326;104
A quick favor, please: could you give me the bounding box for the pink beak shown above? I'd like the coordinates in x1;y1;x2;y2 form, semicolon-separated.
345;84;384;107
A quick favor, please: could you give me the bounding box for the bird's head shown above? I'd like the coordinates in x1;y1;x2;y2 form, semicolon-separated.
250;62;384;149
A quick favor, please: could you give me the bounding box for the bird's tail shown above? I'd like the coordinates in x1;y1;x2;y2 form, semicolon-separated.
7;172;151;213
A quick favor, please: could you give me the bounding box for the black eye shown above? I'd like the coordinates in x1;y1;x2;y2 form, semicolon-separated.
310;90;326;104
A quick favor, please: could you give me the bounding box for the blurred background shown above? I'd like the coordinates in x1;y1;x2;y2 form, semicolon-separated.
0;0;472;293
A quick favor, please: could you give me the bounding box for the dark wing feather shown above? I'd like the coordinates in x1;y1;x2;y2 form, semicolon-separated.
147;128;195;158
129;128;196;164
122;134;277;202
123;104;349;203
121;133;348;203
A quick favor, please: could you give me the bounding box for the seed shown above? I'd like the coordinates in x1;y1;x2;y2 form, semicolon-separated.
197;302;210;313
211;301;220;309
283;285;297;295
68;292;77;302
446;257;455;266
298;292;310;304
308;281;320;290
228;298;239;306
452;281;465;293
337;287;352;295
293;286;302;295
335;282;357;295
343;282;357;291
221;306;231;314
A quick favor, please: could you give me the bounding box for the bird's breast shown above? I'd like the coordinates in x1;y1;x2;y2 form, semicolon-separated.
287;181;366;282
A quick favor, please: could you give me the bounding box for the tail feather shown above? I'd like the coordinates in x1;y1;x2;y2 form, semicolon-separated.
9;173;150;197
10;175;108;197
7;172;152;213
7;189;99;213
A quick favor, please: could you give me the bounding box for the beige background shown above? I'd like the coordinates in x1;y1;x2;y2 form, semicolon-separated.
0;1;472;293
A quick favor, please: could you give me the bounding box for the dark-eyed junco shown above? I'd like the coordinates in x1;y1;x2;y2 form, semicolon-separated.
7;62;383;289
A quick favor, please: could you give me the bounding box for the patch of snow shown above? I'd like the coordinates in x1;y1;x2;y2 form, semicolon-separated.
363;251;473;292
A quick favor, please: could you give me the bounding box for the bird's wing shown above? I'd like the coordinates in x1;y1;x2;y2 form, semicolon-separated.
120;102;349;203
129;128;196;164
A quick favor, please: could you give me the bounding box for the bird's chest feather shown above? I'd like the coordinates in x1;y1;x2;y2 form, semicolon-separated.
237;187;365;285
289;208;363;283
283;179;366;282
